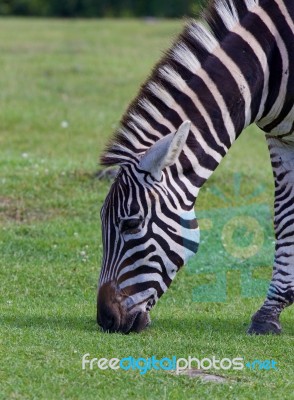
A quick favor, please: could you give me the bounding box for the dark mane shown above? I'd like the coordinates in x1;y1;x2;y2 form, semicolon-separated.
101;0;259;166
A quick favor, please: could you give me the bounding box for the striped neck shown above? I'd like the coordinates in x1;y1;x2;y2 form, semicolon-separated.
102;0;280;193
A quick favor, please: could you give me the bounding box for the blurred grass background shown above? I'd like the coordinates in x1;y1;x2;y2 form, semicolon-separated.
0;0;201;18
0;18;293;400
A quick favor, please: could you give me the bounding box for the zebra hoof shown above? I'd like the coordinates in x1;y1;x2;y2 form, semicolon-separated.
247;311;282;335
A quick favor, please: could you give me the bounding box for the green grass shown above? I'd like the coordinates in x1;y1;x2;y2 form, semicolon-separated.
0;18;293;400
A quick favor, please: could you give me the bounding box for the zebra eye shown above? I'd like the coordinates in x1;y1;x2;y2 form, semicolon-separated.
120;218;143;234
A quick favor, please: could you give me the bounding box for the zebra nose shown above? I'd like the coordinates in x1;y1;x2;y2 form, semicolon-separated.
97;281;122;332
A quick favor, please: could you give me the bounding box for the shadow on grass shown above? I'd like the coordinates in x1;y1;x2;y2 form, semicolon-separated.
2;311;293;337
1;312;247;336
1;313;98;333
153;314;294;337
150;315;248;336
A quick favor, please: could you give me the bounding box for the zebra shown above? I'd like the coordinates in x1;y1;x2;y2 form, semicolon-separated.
97;0;294;334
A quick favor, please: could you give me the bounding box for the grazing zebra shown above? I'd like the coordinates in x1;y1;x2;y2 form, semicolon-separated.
97;0;294;334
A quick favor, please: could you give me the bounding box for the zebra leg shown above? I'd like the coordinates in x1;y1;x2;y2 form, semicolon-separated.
248;137;294;335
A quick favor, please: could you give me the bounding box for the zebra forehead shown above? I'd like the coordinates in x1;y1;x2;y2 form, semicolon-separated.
103;171;145;209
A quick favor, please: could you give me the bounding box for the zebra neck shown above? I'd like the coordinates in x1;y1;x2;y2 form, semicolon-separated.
102;0;273;182
170;54;256;193
146;8;276;193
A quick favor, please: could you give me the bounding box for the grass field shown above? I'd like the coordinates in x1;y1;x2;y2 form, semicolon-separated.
1;18;293;399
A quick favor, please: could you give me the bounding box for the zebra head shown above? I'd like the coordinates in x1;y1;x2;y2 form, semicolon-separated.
97;121;200;333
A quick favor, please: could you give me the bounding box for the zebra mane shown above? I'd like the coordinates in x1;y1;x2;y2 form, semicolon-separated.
101;0;260;167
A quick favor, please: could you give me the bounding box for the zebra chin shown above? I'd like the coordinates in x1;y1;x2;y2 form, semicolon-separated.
97;281;151;334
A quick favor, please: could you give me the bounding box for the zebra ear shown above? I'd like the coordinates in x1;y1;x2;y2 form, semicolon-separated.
138;120;191;180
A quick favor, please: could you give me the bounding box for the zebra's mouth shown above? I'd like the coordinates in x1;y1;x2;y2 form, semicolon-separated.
98;309;150;334
122;310;151;334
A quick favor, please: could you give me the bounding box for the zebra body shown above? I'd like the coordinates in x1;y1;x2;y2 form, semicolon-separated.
98;0;294;334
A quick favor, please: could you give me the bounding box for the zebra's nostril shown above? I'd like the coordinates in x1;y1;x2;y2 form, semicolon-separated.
146;298;155;311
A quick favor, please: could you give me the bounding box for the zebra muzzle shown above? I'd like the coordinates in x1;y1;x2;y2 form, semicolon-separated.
97;281;150;333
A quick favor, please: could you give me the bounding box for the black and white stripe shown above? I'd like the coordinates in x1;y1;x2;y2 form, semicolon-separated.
99;0;294;334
